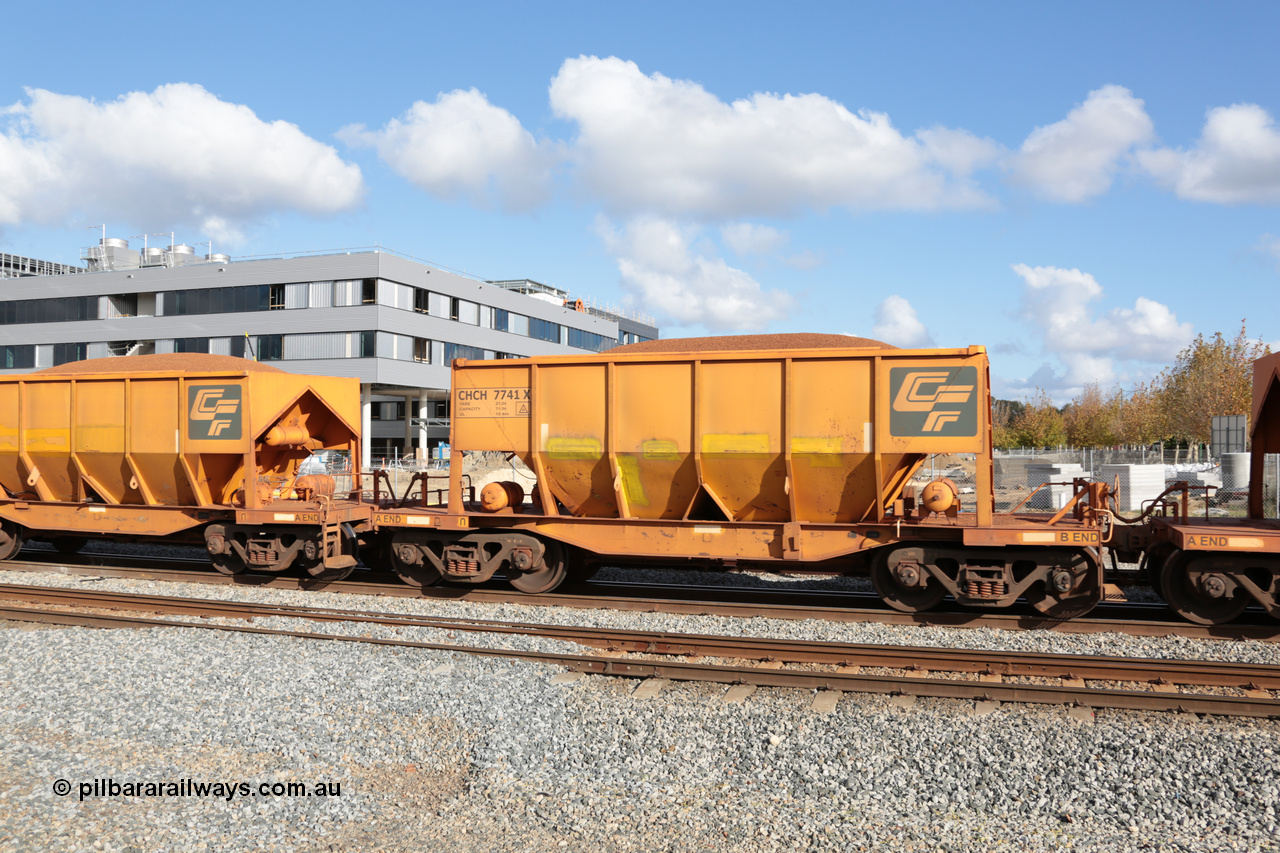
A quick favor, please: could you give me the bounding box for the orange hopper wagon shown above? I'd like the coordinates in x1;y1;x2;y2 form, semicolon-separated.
0;354;369;579
378;335;1108;617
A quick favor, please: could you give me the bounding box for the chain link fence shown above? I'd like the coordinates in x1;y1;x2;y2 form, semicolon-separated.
912;450;1280;519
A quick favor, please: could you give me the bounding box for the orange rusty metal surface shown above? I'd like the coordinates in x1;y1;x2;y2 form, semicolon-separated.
450;345;993;534
0;502;221;537
1150;517;1280;554
0;356;362;536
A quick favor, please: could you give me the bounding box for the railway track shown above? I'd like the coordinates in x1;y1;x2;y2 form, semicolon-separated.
4;549;1278;642
2;583;1278;719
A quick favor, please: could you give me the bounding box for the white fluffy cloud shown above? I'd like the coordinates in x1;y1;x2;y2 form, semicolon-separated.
1008;85;1154;202
872;295;934;347
550;56;999;217
597;215;794;331
720;222;788;256
1139;103;1280;204
1012;263;1193;388
339;88;558;212
0;84;363;239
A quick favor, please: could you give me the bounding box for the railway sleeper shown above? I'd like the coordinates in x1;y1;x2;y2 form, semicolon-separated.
873;543;1102;619
390;530;567;593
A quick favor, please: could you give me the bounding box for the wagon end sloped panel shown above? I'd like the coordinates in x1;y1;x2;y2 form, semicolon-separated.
246;375;362;491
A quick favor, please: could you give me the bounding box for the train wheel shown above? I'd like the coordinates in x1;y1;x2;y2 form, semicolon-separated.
0;520;24;561
51;536;89;555
1024;550;1101;620
510;540;567;594
870;547;945;613
1159;553;1248;625
391;538;443;588
205;524;245;575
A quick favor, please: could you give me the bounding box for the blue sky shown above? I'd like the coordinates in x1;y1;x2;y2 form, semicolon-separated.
3;1;1278;401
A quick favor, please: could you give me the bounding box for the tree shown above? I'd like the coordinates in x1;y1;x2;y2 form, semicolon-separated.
1008;389;1066;448
1160;321;1270;444
1063;383;1122;447
991;398;1027;449
1114;381;1166;446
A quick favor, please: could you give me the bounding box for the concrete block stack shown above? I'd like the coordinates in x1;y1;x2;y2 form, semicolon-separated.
1026;463;1085;510
1099;464;1166;513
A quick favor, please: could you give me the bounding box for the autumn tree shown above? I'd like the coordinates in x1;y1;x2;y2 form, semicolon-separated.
1063;383;1123;447
991;398;1027;449
1160;321;1270;444
1007;389;1066;448
1114;380;1166;446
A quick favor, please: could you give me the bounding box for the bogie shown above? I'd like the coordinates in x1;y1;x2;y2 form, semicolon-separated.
204;523;356;581
1157;550;1278;625
388;530;569;594
865;542;1102;618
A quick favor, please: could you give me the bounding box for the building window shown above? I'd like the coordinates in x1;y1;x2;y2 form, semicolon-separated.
174;337;211;354
361;279;377;305
492;308;509;332
451;297;479;325
162;285;271;316
0;295;97;325
257;334;283;361
568;328;611;352
269;284;286;310
528;317;560;343
370;401;406;422
52;342;87;366
0;345;35;369
443;342;485;364
414;289;430;314
414;337;430;363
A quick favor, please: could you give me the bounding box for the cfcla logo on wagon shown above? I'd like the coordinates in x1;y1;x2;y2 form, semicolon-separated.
888;367;978;437
188;385;243;440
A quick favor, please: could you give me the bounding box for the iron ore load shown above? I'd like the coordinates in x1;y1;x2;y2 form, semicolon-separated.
0;354;369;580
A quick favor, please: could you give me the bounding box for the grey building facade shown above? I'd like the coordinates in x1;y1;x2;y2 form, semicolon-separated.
0;242;658;465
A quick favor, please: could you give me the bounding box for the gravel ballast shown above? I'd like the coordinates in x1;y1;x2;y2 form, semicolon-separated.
1;568;1278;852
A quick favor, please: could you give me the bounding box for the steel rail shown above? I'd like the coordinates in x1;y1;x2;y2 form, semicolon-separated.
1;602;1277;719
5;553;1278;642
2;583;1278;692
